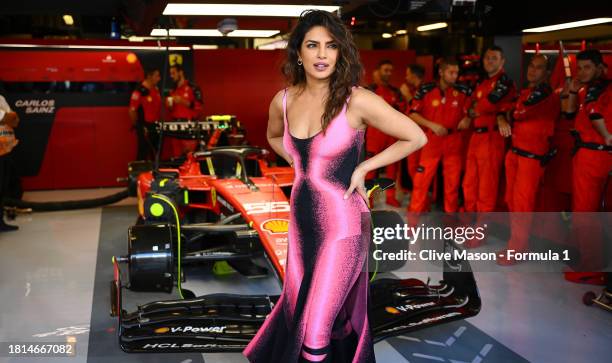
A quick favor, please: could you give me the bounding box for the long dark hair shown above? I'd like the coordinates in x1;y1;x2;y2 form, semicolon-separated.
283;10;363;133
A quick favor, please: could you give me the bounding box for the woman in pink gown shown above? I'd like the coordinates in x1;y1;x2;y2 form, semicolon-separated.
243;10;426;363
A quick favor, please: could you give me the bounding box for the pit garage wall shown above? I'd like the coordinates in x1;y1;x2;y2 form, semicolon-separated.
193;48;420;151
3;47;422;190
0;47;191;191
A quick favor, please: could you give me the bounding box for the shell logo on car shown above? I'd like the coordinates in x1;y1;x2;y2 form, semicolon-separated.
261;219;289;234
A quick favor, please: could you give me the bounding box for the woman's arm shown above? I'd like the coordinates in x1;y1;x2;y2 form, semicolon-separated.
344;88;427;199
267;90;293;165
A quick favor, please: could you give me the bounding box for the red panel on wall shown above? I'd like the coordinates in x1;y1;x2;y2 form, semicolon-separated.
21;107;136;190
0;51;143;82
193;48;418;150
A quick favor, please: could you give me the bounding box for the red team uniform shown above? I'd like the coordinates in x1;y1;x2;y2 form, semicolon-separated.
168;81;204;156
129;84;162;123
463;71;516;212
408;82;472;212
366;83;406;204
504;83;559;251
569;78;612;270
538;88;574;211
571;79;612;212
129;83;162;160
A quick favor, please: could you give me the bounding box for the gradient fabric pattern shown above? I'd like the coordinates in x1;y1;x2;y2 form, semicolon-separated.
243;88;375;363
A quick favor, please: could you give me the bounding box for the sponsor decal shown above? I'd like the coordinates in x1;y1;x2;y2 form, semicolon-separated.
453;90;458;97
432;99;440;107
476;90;482;99
261;219;289;234
14;99;56;114
244;201;290;215
142;343;243;349
393;301;436;313
154;326;226;334
380;312;462;333
102;54;116;63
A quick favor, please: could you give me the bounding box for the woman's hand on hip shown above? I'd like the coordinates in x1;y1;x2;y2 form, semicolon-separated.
344;164;368;201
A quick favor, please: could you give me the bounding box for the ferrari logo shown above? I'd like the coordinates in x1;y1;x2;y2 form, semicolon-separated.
169;53;183;66
432;99;440;107
476;90;482;98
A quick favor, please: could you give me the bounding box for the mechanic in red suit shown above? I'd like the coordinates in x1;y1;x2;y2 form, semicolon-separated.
366;59;406;206
462;45;516;213
499;54;560;265
129;68;161;161
538;86;574;212
166;64;204;156
407;57;471;213
400;64;426;183
565;50;612;270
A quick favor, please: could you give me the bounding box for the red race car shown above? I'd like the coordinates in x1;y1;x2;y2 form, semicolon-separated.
111;145;481;353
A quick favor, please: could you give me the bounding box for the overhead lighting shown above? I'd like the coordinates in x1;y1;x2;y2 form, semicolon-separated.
0;44;189;51
394;29;408;35
523;18;612;33
62;14;74;26
382;33;393;39
417;22;448;32
257;39;288;50
192;44;219;50
151;28;280;37
163;3;340;17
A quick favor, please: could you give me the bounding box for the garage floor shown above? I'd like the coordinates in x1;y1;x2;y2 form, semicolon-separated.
1;188;611;363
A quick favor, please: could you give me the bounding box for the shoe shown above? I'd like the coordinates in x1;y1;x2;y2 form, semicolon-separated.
0;223;18;232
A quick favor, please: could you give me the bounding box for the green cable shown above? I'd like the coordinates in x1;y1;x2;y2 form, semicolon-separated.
366;185;380;282
151;194;185;299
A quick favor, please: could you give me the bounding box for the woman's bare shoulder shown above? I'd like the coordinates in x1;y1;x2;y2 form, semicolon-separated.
348;86;378;112
270;88;287;111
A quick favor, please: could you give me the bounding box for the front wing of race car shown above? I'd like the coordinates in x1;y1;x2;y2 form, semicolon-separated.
111;240;480;353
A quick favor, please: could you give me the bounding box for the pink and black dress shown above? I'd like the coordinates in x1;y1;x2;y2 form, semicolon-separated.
243;88;375;363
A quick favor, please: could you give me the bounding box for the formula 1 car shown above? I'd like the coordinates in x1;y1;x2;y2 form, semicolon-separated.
111;145;481;353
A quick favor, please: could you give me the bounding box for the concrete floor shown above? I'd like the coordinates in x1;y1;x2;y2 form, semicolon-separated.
0;188;610;363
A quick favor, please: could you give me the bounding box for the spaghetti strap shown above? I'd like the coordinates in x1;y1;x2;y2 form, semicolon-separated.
282;87;289;129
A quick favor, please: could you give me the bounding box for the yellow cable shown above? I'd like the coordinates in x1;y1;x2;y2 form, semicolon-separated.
151;194;184;299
